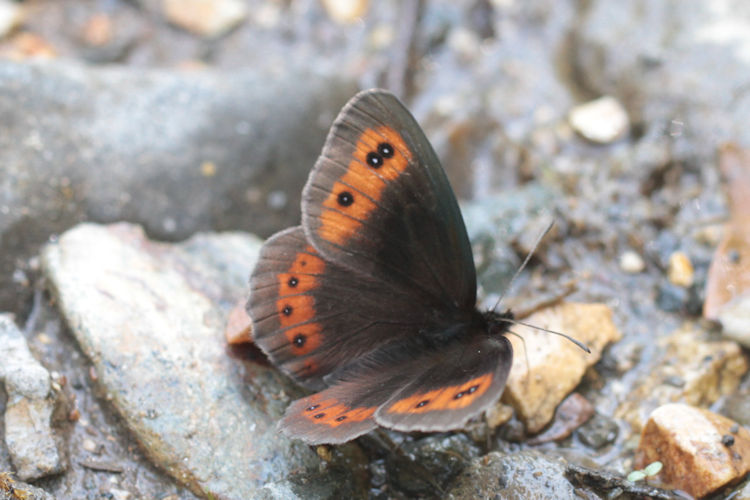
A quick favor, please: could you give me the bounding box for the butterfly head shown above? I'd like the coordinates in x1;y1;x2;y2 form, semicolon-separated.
483;309;514;338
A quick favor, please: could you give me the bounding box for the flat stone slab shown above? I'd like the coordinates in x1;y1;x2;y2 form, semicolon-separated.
41;223;365;499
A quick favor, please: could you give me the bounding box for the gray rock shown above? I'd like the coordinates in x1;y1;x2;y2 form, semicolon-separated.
0;60;356;315
446;450;576;499
41;223;367;499
0;315;65;481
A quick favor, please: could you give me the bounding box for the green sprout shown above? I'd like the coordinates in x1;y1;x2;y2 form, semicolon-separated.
627;461;663;482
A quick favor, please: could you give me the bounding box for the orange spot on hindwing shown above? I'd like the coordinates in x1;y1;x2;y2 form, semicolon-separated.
386;374;493;414
318;126;412;245
302;395;376;427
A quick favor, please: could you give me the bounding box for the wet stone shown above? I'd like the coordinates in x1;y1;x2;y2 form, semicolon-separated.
0;315;65;481
616;324;749;432
446;450;576;499
576;413;620;450
656;282;702;315
384;434;481;497
41;223;367;499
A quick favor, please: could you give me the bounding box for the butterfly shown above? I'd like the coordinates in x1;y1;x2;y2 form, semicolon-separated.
247;89;517;445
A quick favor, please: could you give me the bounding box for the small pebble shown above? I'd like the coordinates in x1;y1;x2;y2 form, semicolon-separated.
668;251;694;287
82;13;113;47
36;333;52;345
6;31;57;59
619;251;645;273
321;0;369;23
163;0;247;37
82;438;97;453
569;96;629;144
448;28;481;63
200;161;217;177
0;0;23;39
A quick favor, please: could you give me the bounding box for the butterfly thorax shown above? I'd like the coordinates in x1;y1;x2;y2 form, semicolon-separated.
413;308;513;349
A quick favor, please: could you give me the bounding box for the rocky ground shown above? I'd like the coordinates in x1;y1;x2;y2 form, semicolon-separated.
1;0;750;499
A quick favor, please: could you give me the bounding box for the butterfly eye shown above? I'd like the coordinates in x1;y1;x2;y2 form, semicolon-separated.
337;191;354;206
366;151;383;168
377;142;394;158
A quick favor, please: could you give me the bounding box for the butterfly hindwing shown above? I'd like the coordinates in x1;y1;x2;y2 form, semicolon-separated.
375;335;513;432
278;364;409;444
280;332;513;443
301;89;477;310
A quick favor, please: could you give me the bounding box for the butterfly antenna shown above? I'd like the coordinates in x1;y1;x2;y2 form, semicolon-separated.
491;219;556;312
507;318;590;353
505;330;531;393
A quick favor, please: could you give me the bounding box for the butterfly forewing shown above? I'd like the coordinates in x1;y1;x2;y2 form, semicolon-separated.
301;90;477;310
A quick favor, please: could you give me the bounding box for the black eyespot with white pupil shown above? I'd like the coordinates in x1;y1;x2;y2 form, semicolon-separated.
314;413;325;419
416;400;429;408
337;191;354;206
282;305;292;316
288;277;298;287
366;152;383;168
293;334;306;347
306;405;320;412
378;142;394;158
336;416;347;422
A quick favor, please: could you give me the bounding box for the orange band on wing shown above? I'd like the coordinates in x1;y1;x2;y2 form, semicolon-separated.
303;396;376;427
386;374;493;414
317;126;412;245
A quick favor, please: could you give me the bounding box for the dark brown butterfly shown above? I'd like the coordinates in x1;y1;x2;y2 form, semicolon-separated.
247;89;515;444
